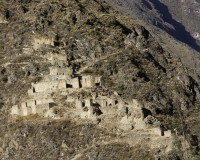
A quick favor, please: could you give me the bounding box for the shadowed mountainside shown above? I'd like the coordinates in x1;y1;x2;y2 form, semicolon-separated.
149;0;200;52
104;0;200;76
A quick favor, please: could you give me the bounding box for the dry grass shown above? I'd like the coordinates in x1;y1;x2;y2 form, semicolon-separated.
15;114;41;122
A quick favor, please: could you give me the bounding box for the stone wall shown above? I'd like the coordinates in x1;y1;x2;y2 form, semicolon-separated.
21;102;30;116
42;75;71;82
26;100;37;114
11;98;54;116
71;77;80;88
76;98;92;109
36;98;54;105
76;99;83;110
49;66;73;76
28;90;50;99
133;117;146;129
10;105;20;115
97;98;107;108
80;106;94;119
82;75;102;88
152;128;163;136
32;37;54;50
95;96;118;108
164;130;172;137
85;99;92;107
33;80;66;93
45;52;66;61
35;103;51;115
95;76;102;86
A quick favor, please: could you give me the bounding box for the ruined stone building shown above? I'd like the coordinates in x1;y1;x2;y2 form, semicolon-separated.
11;50;102;118
10;44;170;137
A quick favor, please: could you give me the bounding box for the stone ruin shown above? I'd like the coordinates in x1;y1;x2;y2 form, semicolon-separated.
117;99;171;136
32;37;54;50
11;51;102;118
11;98;55;116
10;49;171;137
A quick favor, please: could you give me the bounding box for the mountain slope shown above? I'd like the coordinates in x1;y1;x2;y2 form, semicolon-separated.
104;0;200;75
0;0;200;159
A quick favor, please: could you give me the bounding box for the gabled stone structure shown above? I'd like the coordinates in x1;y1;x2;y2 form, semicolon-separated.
81;75;102;88
49;66;73;76
28;78;80;95
11;98;54;116
42;75;71;82
31;80;67;93
75;98;103;119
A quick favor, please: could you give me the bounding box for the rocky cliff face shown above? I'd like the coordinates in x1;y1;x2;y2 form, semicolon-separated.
104;0;200;49
104;0;200;75
155;0;200;42
0;0;200;159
